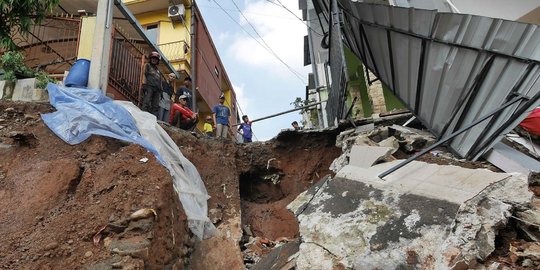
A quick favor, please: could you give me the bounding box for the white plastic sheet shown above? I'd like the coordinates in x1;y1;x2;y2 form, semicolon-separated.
117;101;216;240
42;83;215;239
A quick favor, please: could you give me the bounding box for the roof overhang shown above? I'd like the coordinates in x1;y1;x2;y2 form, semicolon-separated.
320;0;540;160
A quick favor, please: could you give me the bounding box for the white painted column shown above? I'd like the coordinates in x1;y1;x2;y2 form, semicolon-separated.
88;0;113;92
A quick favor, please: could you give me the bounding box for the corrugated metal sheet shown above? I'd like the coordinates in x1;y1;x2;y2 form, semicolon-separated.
336;0;540;159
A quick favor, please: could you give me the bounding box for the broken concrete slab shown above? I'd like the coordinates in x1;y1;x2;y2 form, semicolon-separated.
336;160;509;204
289;163;529;269
377;136;399;153
436;175;530;268
348;145;394;168
289;176;460;269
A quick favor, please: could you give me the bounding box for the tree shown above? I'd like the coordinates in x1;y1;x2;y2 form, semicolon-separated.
0;0;60;50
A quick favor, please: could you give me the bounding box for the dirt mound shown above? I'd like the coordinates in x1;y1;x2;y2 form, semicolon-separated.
0;101;342;269
0;102;193;269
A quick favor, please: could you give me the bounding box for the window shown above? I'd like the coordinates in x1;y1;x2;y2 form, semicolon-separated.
145;24;159;44
214;67;219;77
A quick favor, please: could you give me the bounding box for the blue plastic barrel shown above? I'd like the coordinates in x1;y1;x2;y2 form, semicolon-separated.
65;59;91;87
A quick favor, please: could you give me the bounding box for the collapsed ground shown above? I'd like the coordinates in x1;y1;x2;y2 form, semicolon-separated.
0;101;538;269
0;101;341;269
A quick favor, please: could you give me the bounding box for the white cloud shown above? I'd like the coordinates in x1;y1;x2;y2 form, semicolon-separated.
232;82;250;113
228;0;309;80
217;31;230;43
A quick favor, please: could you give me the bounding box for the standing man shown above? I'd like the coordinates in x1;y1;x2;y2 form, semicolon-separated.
237;115;253;143
158;73;175;122
212;93;231;139
170;95;198;130
142;51;162;116
175;76;193;111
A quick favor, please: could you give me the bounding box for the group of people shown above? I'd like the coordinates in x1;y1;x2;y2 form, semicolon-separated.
140;51;253;143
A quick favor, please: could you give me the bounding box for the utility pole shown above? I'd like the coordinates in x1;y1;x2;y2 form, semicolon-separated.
88;0;113;92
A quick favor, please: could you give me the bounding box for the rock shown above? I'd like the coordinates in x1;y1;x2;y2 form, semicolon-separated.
528;171;540;196
353;135;377;147
84;251;93;258
5;107;15;113
44;242;59;251
522;258;534;267
24;114;38;121
110;256;145;270
208;208;223;224
335;129;355;148
377;137;399;154
128;208;156;221
109;236;150;259
67;240;74;245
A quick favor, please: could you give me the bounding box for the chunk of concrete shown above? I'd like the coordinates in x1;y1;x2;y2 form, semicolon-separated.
349;145;394;168
336;160;508;204
289;160;529;269
11;78;49;102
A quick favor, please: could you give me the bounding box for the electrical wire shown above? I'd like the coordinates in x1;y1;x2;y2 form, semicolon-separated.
210;0;307;84
265;0;324;36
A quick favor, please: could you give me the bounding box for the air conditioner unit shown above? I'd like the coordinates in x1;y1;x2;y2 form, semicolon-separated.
168;4;185;22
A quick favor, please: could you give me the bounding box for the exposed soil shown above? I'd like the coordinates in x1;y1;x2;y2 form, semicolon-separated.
0;101;341;269
0;102;192;269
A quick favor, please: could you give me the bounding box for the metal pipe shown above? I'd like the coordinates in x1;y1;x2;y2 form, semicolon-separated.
378;95;525;179
191;2;197;112
113;0;179;78
232;101;325;126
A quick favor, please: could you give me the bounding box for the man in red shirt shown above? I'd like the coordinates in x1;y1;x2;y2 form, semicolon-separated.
170;95;198;130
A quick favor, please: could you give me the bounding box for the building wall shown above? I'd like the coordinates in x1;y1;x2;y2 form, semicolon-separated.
194;5;238;129
78;17;96;60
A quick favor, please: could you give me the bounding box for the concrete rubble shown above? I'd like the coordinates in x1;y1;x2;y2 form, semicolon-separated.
251;123;540;269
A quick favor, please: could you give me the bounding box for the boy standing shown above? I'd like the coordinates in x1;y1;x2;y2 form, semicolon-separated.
203;116;214;137
212;93;231;139
238;115;253;143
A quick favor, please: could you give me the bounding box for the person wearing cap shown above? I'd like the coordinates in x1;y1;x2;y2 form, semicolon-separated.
158;73;175;122
170;94;198;130
212;93;231;139
203;115;214;137
174;76;193;111
237;115;253;143
142;51;163;116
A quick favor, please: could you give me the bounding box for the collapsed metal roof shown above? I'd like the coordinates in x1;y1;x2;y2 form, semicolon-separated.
322;0;540;160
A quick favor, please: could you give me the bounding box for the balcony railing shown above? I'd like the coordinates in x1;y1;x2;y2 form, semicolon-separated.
3;15;80;75
158;41;189;62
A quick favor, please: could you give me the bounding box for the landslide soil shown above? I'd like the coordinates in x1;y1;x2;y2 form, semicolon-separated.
0;101;342;269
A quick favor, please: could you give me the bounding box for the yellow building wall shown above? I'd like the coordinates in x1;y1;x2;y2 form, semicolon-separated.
77;17;96;60
134;9;192;74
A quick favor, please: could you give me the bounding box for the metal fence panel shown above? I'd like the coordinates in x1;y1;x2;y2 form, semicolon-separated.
333;0;540;159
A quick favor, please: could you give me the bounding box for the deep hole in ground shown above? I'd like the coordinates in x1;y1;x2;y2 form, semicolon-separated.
240;169;285;204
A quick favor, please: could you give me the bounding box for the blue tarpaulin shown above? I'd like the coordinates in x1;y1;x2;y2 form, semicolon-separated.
41;83;165;164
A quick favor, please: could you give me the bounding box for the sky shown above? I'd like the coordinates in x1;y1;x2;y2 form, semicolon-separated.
197;0;310;141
